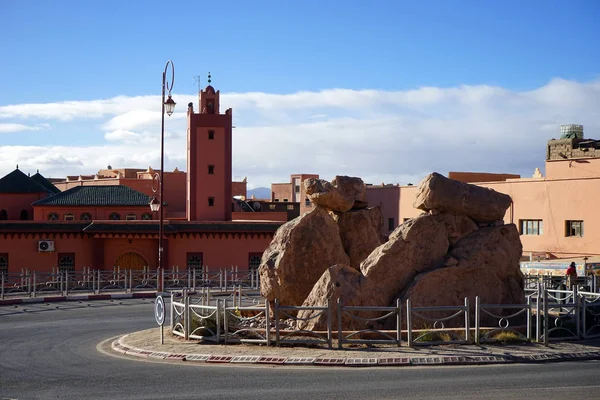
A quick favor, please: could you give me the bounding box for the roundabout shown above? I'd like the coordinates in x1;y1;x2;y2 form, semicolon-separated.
2;298;600;400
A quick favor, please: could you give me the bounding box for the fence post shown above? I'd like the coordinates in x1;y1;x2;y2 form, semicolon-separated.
64;270;68;296
124;269;128;294
396;298;402;347
526;295;532;341
536;283;541;342
274;298;280;347
464;297;470;343
475;296;480;344
543;288;549;346
406;299;413;347
326;298;333;349
33;271;37;298
216;299;221;344
337;298;343;349
97;269;101;295
574;285;580;339
170;292;175;331
184;289;190;340
265;300;271;346
1;272;4;299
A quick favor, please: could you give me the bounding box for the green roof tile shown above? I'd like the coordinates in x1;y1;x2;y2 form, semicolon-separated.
32;185;151;207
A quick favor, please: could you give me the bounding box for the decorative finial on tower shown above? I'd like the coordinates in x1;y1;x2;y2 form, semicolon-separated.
207;72;211;85
16;164;19;170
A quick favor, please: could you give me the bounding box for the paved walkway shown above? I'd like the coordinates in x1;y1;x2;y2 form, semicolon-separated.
112;327;600;367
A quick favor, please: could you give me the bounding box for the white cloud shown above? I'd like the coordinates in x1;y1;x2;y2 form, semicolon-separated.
0;123;50;133
0;78;599;188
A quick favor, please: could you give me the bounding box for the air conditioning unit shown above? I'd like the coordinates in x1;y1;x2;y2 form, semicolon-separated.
38;240;55;252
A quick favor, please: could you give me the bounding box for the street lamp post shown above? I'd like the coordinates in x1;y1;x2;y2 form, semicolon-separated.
150;60;176;293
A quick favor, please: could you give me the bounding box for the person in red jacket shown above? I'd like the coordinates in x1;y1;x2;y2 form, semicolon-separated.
565;262;578;289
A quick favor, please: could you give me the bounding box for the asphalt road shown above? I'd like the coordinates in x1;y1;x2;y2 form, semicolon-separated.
1;299;599;400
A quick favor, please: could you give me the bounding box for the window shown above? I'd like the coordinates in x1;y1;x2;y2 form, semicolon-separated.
388;218;395;231
187;253;204;272
283;198;288;202
295;185;300;193
208;197;215;207
519;219;543;236
20;209;28;220
274;199;280;202
566;220;584;237
64;213;75;221
0;253;8;275
305;199;311;207
0;210;7;220
208;130;215;140
208;165;215;174
141;213;152;220
80;213;92;221
109;212;121;220
58;253;75;272
248;253;262;271
287;204;294;210
269;204;276;210
126;213;137;221
48;213;58;221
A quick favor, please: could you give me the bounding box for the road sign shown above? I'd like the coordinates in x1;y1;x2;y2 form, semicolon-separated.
155;295;165;326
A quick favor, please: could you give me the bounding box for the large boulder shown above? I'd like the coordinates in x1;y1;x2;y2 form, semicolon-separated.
305;178;354;213
332;175;368;209
334;207;384;269
414;172;512;223
296;264;364;331
402;224;524;327
259;206;350;307
359;213;452;306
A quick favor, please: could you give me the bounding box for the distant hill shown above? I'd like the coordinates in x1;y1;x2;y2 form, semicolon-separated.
247;187;271;200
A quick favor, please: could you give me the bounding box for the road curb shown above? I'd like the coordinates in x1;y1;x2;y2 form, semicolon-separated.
0;292;158;306
110;335;600;368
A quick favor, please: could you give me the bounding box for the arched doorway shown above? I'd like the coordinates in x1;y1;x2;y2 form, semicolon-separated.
114;252;149;270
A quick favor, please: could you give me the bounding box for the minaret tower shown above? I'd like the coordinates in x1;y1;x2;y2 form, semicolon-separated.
186;73;233;221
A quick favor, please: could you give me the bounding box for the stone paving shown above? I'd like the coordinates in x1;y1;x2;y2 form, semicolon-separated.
111;327;600;367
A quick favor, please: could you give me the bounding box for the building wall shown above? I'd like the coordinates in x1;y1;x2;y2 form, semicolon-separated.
0;234;96;272
232;181;247;198
294;174;319;215
168;234;274;271
231;211;288;222
33;206;152;221
448;172;521;183
366;185;401;237
271;183;292;202
0;193;48;220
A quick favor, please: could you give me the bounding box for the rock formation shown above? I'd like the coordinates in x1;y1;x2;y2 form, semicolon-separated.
259;172;524;332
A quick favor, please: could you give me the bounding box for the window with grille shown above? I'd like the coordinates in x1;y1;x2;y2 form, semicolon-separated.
305;199;311;207
208;130;215;140
141;213;152;220
519;219;543;235
0;254;8;275
0;210;7;220
80;212;92;221
565;220;584;237
208;197;215;206
20;209;28;220
58;253;75;272
109;212;121;220
208;165;215;174
248;253;262;271
126;213;137;221
186;253;203;271
64;213;75;221
48;213;58;221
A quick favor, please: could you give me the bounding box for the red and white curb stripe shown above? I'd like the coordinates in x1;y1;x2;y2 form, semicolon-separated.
110;335;600;367
0;292;157;306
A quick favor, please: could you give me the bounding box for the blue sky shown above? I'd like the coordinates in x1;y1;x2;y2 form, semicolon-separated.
0;0;599;187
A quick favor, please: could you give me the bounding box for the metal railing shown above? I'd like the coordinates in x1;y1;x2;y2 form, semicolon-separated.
0;266;260;299
166;287;600;348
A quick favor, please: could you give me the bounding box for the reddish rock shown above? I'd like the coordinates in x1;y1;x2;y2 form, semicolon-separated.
304;178;354;213
331;175;367;209
258;206;350;307
413;172;513;223
334;207;384;269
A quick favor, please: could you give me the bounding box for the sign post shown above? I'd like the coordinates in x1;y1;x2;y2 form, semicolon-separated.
155;295;166;345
